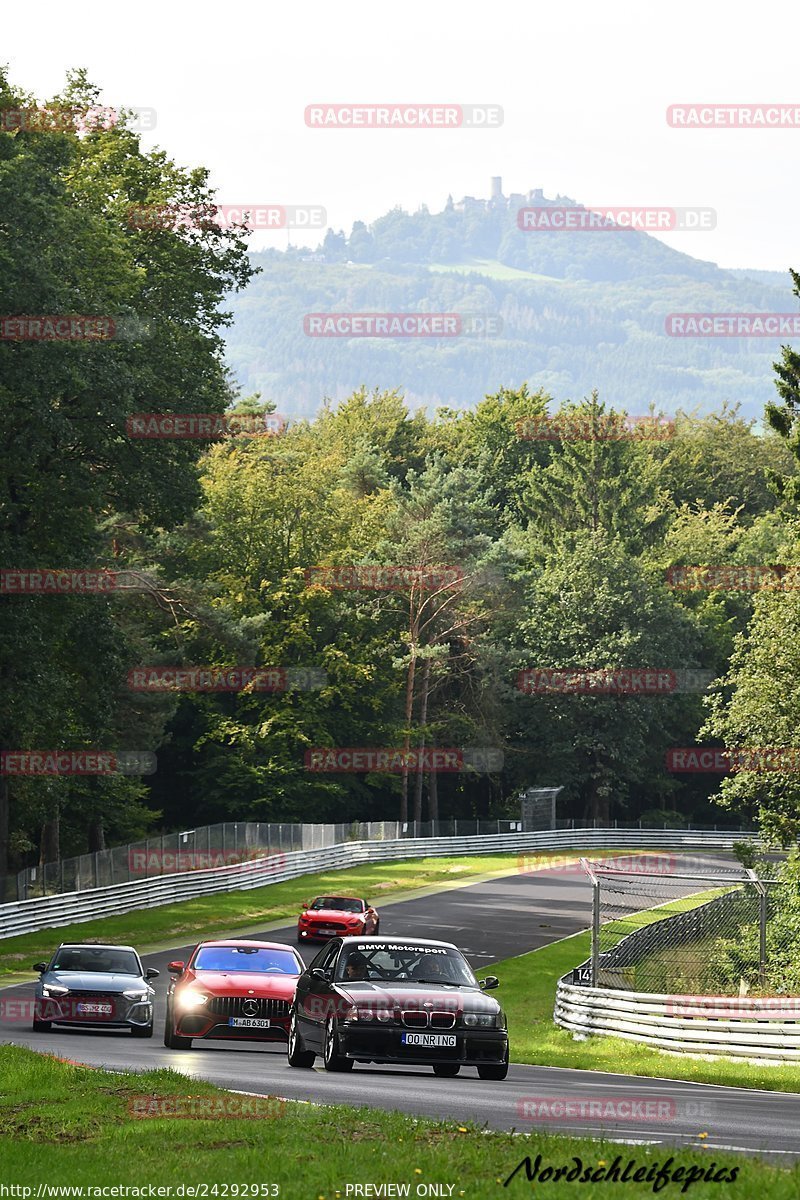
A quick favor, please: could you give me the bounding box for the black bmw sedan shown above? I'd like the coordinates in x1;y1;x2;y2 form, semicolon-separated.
32;943;158;1036
287;936;509;1078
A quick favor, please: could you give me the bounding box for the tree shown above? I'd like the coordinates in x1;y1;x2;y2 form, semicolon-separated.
512;533;701;823
0;68;254;871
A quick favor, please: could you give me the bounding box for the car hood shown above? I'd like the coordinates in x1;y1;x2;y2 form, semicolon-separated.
182;971;298;996
338;981;500;1015
303;908;364;920
43;972;148;993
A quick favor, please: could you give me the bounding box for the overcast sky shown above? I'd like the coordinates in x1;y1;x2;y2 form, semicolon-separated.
4;0;799;273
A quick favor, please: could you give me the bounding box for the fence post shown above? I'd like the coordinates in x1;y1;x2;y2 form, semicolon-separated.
581;858;600;987
746;869;768;986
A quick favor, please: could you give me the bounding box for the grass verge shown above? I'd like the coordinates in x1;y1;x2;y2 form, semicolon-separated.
0;1045;793;1197
481;921;800;1092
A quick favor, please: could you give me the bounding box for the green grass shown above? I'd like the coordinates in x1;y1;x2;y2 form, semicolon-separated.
481;918;800;1092
428;257;563;282
0;849;640;981
0;1045;794;1196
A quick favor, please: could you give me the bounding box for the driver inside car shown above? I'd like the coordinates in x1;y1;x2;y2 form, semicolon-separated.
343;951;370;981
416;953;449;981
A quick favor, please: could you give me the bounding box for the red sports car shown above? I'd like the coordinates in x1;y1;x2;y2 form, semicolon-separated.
163;939;303;1050
297;895;380;944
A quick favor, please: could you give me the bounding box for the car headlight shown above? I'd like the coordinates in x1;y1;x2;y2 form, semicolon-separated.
123;990;149;1001
344;1004;359;1021
463;1012;497;1028
375;1007;392;1022
42;984;69;998
178;988;208;1010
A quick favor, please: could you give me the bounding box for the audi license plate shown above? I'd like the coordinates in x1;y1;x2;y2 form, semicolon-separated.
228;1017;271;1028
77;1003;113;1015
401;1032;457;1047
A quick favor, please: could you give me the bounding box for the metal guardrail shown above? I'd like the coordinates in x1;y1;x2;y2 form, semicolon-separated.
554;977;800;1062
0;826;758;941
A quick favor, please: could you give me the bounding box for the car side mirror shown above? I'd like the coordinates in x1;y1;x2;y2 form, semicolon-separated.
145;968;159;979
33;962;48;973
310;967;329;981
480;976;499;991
167;961;185;974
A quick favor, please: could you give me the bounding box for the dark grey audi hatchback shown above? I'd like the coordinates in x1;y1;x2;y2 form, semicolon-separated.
32;943;158;1036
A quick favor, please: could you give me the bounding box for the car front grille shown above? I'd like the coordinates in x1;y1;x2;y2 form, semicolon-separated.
44;992;119;1019
401;1010;456;1029
207;996;290;1020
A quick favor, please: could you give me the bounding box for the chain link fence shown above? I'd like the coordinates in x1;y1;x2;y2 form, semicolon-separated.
581;855;786;995
1;817;535;902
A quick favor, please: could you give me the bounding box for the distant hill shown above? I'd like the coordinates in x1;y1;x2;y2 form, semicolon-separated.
223;183;796;420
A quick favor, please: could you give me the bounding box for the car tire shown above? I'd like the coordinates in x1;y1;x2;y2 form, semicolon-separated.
31;1018;51;1033
323;1017;353;1072
477;1047;509;1081
287;1013;315;1068
164;1026;193;1049
432;1063;460;1077
131;1020;154;1038
163;1004;192;1049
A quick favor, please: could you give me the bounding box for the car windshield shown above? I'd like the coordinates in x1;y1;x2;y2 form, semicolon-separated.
51;948;141;975
310;897;363;913
193;946;301;974
335;944;476;986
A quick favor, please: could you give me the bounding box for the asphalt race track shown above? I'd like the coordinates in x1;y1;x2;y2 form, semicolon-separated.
3;852;797;1159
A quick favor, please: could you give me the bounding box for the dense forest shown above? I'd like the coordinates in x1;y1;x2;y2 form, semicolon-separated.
224;196;792;420
5;70;800;879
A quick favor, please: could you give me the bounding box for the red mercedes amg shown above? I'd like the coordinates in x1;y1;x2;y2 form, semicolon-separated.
297;895;380;944
163;939;303;1050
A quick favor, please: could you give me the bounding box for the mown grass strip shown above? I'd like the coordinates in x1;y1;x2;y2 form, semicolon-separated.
481;906;800;1093
0;1045;792;1196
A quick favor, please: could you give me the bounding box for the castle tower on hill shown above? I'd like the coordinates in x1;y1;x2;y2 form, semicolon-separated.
491;176;503;199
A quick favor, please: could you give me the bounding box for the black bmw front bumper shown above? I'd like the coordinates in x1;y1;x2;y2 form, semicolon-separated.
337;1023;508;1065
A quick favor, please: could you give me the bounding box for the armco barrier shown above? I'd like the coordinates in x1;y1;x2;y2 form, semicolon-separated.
554;976;800;1062
0;827;757;940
